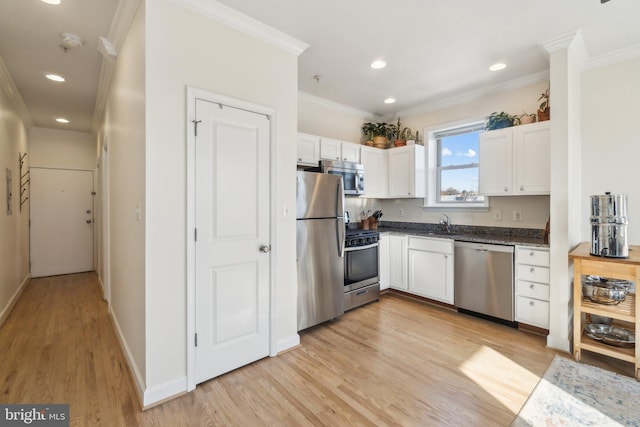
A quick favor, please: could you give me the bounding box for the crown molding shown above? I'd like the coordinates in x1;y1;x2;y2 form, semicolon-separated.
395;70;550;118
586;44;640;69
298;92;378;119
539;30;588;67
173;0;309;56
0;55;33;130
92;0;141;133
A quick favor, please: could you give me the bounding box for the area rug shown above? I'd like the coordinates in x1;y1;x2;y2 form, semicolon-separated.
511;355;640;426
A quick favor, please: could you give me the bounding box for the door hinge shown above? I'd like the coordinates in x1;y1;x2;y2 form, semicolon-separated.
194;228;197;242
193;120;202;137
195;333;198;347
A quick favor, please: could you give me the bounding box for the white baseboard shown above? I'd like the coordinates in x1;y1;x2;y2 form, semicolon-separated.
0;273;30;328
142;377;187;409
547;335;571;353
108;309;147;406
277;333;300;354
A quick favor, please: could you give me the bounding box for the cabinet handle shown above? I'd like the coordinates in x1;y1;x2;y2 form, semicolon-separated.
520;186;524;191
504;187;508;192
298;158;302;161
529;251;535;257
530;284;535;289
335;157;340;160
530;301;535;307
530;267;535;273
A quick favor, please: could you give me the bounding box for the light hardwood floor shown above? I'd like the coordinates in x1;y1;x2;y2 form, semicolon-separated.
1;273;634;426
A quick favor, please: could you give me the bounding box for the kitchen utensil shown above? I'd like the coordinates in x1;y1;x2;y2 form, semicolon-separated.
582;275;631;304
585;323;635;347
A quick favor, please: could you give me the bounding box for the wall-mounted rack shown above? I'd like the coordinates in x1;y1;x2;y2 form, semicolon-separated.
18;152;29;212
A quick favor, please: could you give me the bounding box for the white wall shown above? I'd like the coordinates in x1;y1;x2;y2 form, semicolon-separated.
581;57;640;245
97;0;147;397
29;127;96;170
298;93;373;143
0;82;30;325
144;0;299;402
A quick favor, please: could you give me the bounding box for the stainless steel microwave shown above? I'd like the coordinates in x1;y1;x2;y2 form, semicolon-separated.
317;160;364;196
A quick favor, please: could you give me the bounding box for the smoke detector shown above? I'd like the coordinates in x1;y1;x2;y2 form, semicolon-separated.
60;33;84;50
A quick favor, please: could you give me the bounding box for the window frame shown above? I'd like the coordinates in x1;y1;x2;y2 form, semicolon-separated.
423;120;489;210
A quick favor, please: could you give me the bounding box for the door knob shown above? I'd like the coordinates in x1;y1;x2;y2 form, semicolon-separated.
259;245;271;253
86;219;92;224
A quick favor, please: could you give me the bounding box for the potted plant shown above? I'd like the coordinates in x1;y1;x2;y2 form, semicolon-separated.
362;122;397;148
485;112;515;131
538;87;550;121
514;112;537;125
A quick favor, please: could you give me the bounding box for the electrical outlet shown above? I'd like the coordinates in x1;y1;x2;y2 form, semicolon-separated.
399;208;405;217
494;209;502;221
513;210;522;221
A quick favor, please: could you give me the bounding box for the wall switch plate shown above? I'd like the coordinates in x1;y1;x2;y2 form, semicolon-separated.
513;210;522;221
494;209;502;220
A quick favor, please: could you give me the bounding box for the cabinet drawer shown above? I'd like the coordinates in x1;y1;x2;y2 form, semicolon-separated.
516;248;549;267
516;296;549;328
407;237;453;254
516;280;549;301
517;264;549;284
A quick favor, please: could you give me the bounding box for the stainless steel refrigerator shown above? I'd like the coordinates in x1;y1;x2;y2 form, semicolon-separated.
296;171;346;331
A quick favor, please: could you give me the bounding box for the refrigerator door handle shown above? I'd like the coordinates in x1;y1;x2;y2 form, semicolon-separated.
336;178;344;217
337;217;346;257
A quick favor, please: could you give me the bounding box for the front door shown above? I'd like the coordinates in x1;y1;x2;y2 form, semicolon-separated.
194;98;271;384
30;168;94;278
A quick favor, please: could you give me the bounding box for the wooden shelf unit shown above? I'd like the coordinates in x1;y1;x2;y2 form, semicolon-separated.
570;242;640;379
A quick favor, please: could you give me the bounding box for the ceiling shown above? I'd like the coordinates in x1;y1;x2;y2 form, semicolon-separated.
0;0;639;134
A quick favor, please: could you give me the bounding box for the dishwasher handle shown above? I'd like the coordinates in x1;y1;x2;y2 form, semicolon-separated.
454;241;514;253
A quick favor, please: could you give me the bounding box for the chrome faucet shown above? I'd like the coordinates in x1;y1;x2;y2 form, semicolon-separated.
440;214;452;234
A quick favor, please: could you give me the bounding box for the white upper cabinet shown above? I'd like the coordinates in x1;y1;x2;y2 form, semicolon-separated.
320;137;361;163
360;146;388;198
387;145;425;198
297;133;320;166
341;141;361;163
515;122;550;194
479;128;513;195
297;133;362;166
319;137;342;161
479;121;550;196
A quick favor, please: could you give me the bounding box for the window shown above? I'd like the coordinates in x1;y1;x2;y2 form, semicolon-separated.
424;121;488;209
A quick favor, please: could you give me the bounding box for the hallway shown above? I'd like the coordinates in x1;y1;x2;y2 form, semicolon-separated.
0;273;140;425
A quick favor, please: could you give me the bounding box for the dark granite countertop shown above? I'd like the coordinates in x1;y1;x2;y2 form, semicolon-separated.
377;221;549;248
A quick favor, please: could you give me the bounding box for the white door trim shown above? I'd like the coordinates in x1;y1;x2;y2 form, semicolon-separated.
186;87;278;391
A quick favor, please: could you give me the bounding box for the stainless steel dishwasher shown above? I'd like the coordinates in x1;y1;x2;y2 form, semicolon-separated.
454;241;515;323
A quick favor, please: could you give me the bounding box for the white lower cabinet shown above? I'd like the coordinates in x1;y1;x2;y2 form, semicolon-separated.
407;236;454;304
515;246;550;329
379;234;390;290
389;234;407;290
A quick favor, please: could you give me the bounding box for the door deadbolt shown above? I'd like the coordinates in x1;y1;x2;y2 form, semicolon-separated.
259;245;271;253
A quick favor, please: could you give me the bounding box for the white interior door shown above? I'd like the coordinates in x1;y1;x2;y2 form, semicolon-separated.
194;99;271;384
30;168;94;278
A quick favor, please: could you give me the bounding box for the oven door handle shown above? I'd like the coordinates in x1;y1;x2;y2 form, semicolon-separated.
344;242;379;252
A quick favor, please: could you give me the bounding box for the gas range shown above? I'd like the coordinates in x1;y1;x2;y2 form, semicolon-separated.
345;228;379;248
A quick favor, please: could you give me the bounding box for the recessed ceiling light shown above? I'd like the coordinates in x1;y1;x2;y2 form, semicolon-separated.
384;98;396;104
489;63;507;71
371;60;387;69
56;118;69;124
46;74;65;82
41;0;61;4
